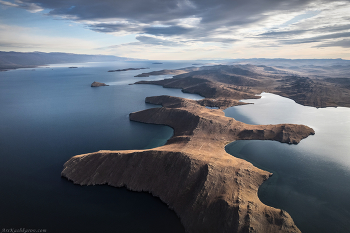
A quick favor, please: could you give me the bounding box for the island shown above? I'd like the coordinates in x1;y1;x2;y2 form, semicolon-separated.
61;64;324;233
91;81;109;87
108;67;148;72
68;67;78;68
152;62;163;64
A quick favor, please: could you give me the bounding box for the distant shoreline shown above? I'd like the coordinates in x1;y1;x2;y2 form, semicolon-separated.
0;51;141;72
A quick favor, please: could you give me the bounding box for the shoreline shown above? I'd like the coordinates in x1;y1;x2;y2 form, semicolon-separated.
62;90;314;232
61;63;350;232
133;65;350;108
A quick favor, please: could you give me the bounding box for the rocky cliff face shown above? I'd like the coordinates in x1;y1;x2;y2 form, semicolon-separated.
62;95;314;233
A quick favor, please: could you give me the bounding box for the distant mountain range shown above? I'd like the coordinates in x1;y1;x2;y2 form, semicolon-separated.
0;51;142;71
1;51;349;72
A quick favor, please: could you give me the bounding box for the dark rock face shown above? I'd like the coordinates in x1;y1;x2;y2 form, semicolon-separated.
62;95;314;233
91;81;109;87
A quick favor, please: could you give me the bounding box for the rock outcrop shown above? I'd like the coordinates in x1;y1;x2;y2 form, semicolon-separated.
91;81;109;87
62;95;314;233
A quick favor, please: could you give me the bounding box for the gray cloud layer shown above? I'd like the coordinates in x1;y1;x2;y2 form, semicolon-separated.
316;39;350;48
7;0;350;47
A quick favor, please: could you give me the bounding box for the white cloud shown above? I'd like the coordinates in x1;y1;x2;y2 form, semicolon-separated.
0;0;43;12
0;0;18;7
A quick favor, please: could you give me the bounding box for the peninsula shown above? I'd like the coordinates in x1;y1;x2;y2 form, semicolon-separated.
62;64;321;233
108;67;148;72
62;95;314;233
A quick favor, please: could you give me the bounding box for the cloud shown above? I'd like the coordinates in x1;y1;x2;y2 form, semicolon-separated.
136;36;182;46
259;29;307;38
89;23;193;36
259;26;350;40
253;2;350;47
0;0;43;12
89;22;142;34
6;0;327;37
144;26;193;36
2;0;350;56
316;39;350;48
0;0;17;7
280;31;350;45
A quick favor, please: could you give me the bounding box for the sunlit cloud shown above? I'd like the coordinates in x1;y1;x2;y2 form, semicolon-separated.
0;0;43;12
0;0;349;59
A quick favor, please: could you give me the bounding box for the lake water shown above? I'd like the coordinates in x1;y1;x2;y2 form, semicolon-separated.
225;93;350;233
0;61;203;233
1;62;349;233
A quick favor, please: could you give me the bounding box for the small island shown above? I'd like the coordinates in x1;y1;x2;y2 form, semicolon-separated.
69;67;78;68
108;67;148;72
91;81;109;87
152;62;163;64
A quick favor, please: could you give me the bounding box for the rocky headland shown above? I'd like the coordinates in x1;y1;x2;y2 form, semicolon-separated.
91;81;109;87
62;87;315;232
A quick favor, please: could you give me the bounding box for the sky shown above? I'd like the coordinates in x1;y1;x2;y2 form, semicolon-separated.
0;0;350;60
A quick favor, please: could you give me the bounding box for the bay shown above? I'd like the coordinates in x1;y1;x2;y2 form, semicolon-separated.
0;61;203;233
225;93;350;233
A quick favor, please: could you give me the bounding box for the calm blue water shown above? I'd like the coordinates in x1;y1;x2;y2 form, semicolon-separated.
2;62;349;233
225;93;350;233
0;61;203;233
